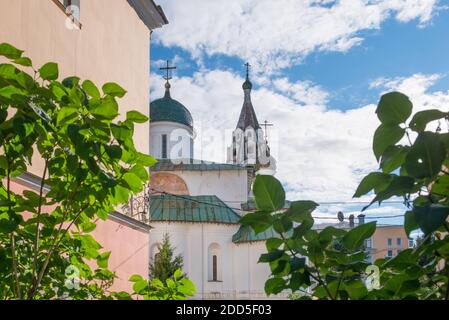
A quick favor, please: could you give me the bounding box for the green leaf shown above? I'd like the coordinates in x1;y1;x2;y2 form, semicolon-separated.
404;131;446;179
289;257;306;271
264;277;286;295
102;82;127;98
239;212;274;234
137;153;157;167
113;185;130;204
133;279;148;294
285;200;318;222
253;175;285;211
127;111;149;123
111;124;132;141
413;204;449;235
292;218;314;239
82;80;101;99
56;107;78;126
259;249;284;263
23;190;41;206
122;172;143;192
363;176;415;210
0;43;23;59
290;272;310;291
376;92;412;126
178;278;196;296
380;145;410;173
38;62;59;80
104;145;122;159
373;124;405;161
404;211;418;237
130;164;149;182
342;221;376;250
409;109;448;132
353;172;392;198
0;85;27;99
91;96;119;120
13;57;32;67
266;238;283;251
129;274;144;282
273;215;293;233
344;280;368;299
97;251;111;268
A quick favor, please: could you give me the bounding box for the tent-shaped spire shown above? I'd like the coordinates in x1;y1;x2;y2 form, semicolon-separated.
236;63;261;130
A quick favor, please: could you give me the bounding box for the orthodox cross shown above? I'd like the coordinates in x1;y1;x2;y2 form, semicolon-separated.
244;62;251;80
262;120;273;143
160;60;176;83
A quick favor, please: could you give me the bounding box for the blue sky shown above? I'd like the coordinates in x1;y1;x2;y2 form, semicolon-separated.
149;0;449;227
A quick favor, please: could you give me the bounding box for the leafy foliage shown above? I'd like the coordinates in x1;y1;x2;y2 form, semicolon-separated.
241;175;376;300
355;91;449;299
243;90;449;300
127;269;196;300
149;233;184;283
0;43;159;299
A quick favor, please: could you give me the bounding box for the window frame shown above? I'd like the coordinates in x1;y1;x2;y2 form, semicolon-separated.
161;134;168;159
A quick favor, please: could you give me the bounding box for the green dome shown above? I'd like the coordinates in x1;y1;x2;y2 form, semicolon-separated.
150;86;193;128
242;79;252;90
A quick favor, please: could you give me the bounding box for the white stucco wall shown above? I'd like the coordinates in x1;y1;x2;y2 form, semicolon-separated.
148;222;288;299
150;121;194;159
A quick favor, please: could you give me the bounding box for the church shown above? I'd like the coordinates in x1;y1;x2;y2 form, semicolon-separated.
147;63;284;299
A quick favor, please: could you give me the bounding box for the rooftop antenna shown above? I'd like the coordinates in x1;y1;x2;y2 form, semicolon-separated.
337;211;344;222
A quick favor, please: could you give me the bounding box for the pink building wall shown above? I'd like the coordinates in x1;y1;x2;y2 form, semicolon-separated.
9;177;150;294
91;216;149;293
1;0;166;296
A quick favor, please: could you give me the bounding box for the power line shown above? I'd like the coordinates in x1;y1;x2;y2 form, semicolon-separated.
148;187;405;220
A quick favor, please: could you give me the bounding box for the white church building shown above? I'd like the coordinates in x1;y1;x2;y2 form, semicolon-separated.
147;64;284;299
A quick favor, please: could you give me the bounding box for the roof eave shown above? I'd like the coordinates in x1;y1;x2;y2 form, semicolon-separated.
127;0;168;31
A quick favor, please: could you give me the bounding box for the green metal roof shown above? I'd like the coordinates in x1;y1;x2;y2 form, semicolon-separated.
150;158;246;172
232;225;293;243
149;195;241;224
150;89;193;128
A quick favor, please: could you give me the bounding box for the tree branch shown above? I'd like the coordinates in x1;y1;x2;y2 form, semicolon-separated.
31;158;48;291
29;203;89;299
6;157;21;299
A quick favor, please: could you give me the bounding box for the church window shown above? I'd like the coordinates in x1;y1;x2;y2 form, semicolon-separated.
161;134;168;158
212;255;218;281
62;0;81;21
208;243;221;282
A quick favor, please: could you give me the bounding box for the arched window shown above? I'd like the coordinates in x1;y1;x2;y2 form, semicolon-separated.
208;243;221;282
212;255;218;281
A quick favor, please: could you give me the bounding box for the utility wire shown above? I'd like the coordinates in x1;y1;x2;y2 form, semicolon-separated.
148;187;405;220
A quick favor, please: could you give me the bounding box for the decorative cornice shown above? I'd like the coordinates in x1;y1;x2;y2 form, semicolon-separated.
127;0;168;31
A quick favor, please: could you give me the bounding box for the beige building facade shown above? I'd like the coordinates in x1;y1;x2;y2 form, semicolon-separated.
0;0;167;293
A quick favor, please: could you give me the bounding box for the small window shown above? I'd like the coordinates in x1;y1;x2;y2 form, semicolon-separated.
63;0;81;21
212;255;218;281
396;238;402;246
397;249;401;254
387;250;393;258
387;238;392;247
161;134;168;159
408;238;414;248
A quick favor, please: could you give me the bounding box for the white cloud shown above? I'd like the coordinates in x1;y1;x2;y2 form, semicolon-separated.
273;78;329;106
155;0;441;73
150;70;449;219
